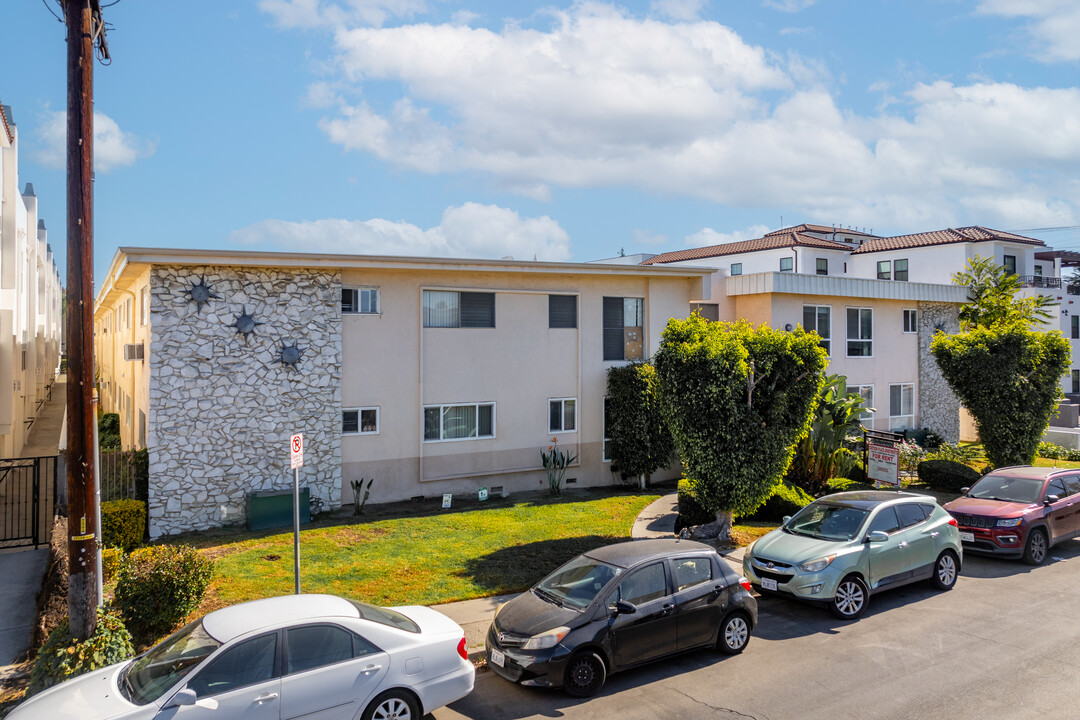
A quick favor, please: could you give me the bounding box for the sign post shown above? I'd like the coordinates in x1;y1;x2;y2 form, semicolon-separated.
290;433;304;594
864;429;903;489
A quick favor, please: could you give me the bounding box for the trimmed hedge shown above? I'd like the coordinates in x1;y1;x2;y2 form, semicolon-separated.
917;459;981;493
114;545;214;642
101;499;146;552
28;606;134;696
101;547;123;582
676;478;714;530
742;480;814;523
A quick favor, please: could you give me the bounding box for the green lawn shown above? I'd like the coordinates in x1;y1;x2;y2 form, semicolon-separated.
174;492;658;614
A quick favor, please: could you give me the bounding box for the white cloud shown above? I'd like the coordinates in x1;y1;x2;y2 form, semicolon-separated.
228;202;572;261
976;0;1080;62
269;2;1080;231
33;110;155;172
686;225;771;247
631;228;669;247
762;0;815;12
650;0;706;21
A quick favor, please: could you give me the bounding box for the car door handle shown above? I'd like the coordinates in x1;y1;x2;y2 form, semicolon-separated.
712;584;724;595
362;664;383;674
929;531;939;538
898;541;908;548
660;603;675;615
255;693;278;704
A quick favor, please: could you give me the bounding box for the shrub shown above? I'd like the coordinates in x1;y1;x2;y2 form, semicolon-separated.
834;447;866;482
1069;449;1080;462
101;499;146;552
898;440;926;476
1037;441;1067;460
28;606;134;696
926;442;981;465
917;459;981;493
606;363;676;484
741;480;814;523
101;547;123;582
676;478;714;530
114;545;214;641
98;412;121;450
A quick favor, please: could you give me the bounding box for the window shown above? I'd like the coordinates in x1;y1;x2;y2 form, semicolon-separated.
867;506;900;535
877;260;891;280
1074;369;1079;394
602;297;644;361
673;557;713;591
602;397;612;462
854;385;874;421
896;503;926;528
423;403;494;441
894;259;909;282
1046;478;1067;500
549;398;577;433
816;258;828;276
690;303;719;321
549;295;577;329
730;263;743;276
140;287;149;326
779;257;794;273
903;309;918;334
1035;265;1044;278
342;287;379;314
1003;255;1017;275
1072;316;1079;339
615;562;668;606
889;383;914;430
343;407;379;435
188;634;278;698
847;308;873;357
803;305;831;355
1062;476;1080;497
422;290;495;328
286;625;368;675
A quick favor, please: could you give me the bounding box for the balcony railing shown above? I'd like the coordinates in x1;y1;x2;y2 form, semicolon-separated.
1018;275;1062;289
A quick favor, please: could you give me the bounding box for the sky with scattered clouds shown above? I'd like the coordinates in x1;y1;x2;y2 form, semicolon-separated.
3;0;1080;278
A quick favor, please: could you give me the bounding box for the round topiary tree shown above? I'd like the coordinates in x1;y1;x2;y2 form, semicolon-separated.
605;363;675;488
655;316;827;541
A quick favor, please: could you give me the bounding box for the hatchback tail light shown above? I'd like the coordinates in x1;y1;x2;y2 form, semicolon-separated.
948;518;958;527
739;577;753;592
457;636;468;660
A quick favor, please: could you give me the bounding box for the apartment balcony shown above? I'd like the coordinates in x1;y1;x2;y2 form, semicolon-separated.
1018;275;1062;289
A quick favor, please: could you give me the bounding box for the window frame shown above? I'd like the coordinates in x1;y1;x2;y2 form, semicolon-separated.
284;623;375;677
548;397;577;434
342;407;380;436
548;294;578;329
893;258;909;282
730;263;743;276
877;260;891;281
902;309;918;334
422;290;496;328
1072;315;1079;340
602;296;645;362
779;257;794;273
1073;369;1079;394
1003;254;1017;276
140;287;149;326
802;304;831;355
422;402;496;443
853;384;874;421
186;632;280;699
342;286;380;315
846;307;874;358
888;382;915;431
816;258;828;276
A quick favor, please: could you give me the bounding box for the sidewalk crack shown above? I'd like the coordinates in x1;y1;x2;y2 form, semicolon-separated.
671;688;769;720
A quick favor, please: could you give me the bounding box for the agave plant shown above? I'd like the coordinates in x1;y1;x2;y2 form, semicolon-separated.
787;374;870;495
540;437;578;498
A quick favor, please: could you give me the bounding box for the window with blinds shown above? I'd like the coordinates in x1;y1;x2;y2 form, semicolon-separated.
603;297;644;361
422;291;495;328
549;295;577;328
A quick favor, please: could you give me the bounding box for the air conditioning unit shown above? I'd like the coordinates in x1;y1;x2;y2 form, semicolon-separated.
123;343;144;361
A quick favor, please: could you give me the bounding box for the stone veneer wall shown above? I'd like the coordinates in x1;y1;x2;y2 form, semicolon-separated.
917;301;961;444
147;266;342;537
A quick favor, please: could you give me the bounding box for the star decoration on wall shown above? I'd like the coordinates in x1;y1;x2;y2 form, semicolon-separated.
188;275;221;313
233;307;262;340
280;341;306;370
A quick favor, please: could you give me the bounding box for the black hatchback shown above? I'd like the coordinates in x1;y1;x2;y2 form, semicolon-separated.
485;538;758;697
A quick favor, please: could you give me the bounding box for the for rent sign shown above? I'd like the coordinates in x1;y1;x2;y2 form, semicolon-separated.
867;441;900;488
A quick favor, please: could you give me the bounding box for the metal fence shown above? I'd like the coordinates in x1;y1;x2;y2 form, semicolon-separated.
99;449;147;502
0;456;57;548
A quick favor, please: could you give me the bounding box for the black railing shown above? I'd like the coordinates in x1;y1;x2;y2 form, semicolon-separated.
0;456;56;548
1018;275;1061;289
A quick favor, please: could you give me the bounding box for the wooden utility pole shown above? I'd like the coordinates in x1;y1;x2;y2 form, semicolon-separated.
65;0;99;640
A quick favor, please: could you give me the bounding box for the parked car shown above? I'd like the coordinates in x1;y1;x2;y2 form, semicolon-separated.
943;465;1080;565
743;491;962;620
486;538;757;698
10;594;474;720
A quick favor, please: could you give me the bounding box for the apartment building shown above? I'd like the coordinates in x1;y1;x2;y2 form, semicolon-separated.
94;248;711;537
0;103;64;458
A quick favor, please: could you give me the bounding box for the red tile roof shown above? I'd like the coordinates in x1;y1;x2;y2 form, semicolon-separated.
764;224;878;238
641;232;852;265
852;226;1044;254
0;104;12;145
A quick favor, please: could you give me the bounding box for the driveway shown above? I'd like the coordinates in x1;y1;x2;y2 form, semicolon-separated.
436;538;1080;720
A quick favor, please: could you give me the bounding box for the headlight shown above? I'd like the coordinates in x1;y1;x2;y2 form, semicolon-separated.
799;554;836;573
996;517;1023;527
522;626;570;650
745;540;757;558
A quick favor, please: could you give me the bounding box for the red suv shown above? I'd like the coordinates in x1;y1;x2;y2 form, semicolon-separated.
943;466;1080;565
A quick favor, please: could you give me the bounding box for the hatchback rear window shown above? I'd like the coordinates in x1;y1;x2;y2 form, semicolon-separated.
348;600;420;633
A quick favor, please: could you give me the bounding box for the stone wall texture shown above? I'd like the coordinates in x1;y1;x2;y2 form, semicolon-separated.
918;301;961;444
147;265;342;538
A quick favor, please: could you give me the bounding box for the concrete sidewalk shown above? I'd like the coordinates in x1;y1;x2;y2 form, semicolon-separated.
0;549;48;683
435;492;746;659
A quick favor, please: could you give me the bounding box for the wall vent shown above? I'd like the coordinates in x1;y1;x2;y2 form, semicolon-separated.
123;343;145;361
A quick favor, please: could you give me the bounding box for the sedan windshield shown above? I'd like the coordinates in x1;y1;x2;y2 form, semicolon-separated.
785;502;870;541
536;556;622;610
120;620;221;705
967;474;1044;504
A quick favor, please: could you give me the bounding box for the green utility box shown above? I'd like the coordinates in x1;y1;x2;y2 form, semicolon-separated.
247;487;311;531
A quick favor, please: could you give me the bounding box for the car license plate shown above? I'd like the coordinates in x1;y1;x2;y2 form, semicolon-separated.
762;578;778;591
490;649;505;667
959;531;974;542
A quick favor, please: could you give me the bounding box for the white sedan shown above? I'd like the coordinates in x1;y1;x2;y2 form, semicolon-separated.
11;594;474;720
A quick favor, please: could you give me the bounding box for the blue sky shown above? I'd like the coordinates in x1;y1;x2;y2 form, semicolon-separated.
4;0;1080;280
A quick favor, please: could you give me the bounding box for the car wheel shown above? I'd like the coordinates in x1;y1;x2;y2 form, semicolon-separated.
563;651;607;698
1022;528;1048;566
362;690;420;720
830;575;868;620
929;550;959;591
718;611;751;655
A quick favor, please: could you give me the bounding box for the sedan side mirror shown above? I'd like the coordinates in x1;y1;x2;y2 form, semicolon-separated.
959;487;970;495
782;515;792;524
865;531;889;543
1045;494;1060;506
165;689;198;709
614;600;637;616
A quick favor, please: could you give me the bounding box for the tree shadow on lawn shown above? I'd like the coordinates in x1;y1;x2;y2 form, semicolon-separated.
461;535;623;595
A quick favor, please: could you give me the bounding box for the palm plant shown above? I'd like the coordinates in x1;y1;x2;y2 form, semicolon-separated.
787;374;870;495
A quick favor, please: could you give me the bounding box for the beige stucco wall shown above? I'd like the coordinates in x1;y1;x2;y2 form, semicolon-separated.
95;266;152;450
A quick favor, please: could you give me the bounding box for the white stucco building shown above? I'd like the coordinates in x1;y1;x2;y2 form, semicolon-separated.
0;103;64;458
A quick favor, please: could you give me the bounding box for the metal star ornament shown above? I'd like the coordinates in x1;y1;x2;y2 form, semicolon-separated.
280;341;306;370
233;307;262;340
188;275;221;313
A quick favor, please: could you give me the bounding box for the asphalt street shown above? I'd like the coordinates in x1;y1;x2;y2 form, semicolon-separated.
435;538;1080;720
